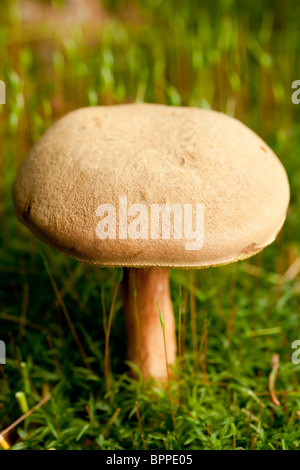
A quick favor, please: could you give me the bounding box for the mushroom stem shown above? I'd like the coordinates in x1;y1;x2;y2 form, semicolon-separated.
121;267;176;381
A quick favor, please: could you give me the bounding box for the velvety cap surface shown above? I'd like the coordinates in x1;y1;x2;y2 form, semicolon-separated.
13;104;290;267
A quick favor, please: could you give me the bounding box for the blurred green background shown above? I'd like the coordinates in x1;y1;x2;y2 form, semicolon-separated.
0;0;300;450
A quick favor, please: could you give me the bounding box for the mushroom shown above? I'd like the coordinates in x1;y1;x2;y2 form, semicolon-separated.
13;104;290;381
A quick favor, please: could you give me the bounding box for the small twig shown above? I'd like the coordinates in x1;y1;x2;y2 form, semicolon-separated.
241;408;259;422
107;408;121;427
189;272;197;352
141;434;148;450
0;312;54;334
177;283;182;404
228;267;237;343
104;282;120;401
181;290;188;358
101;285;107;335
201;327;209;385
156;299;177;436
103;407;121;438
269;354;281;407
129;431;136;449
0;395;50;438
133;274;142;381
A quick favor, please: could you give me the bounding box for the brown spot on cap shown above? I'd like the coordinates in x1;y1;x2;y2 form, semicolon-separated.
23;200;31;221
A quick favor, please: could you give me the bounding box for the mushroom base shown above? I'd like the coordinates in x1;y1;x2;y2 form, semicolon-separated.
121;268;176;381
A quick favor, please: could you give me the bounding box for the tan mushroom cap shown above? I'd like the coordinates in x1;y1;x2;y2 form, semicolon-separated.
13;103;290;268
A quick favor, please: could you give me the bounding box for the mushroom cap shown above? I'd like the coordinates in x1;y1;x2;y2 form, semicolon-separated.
13;103;290;268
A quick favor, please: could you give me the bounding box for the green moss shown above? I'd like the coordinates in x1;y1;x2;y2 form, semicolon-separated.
0;0;300;450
